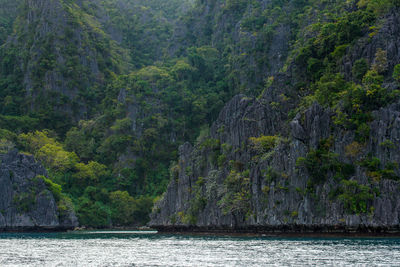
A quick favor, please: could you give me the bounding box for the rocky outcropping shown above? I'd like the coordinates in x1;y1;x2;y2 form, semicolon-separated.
0;150;78;231
171;0;294;91
0;0;21;45
150;8;400;234
150;93;400;233
1;0;126;120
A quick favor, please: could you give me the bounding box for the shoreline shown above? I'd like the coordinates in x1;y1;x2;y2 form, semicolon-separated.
151;225;400;237
2;225;400;238
155;231;400;238
0;226;154;233
0;227;75;233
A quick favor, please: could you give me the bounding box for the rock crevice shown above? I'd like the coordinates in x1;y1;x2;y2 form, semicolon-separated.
0;150;78;231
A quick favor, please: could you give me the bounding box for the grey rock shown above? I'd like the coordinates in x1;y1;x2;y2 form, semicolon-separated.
0;150;78;231
150;11;400;230
150;6;400;232
343;7;400;82
1;0;124;121
150;95;400;232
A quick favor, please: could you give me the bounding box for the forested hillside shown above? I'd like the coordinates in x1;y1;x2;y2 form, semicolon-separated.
0;0;195;227
0;0;399;229
150;0;400;232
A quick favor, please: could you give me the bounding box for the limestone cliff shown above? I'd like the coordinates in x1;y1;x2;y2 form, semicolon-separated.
0;150;78;231
0;0;127;121
150;94;400;233
150;7;400;233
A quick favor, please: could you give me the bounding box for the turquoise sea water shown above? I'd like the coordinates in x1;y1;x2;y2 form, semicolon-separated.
0;231;399;266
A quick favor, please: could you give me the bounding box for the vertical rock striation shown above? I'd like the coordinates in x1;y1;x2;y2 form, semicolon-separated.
150;8;400;234
0;150;78;231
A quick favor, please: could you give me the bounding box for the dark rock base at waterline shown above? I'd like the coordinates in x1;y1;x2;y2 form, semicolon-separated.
152;225;400;236
0;226;76;233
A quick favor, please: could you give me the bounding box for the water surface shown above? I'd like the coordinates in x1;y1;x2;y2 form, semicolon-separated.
0;231;399;266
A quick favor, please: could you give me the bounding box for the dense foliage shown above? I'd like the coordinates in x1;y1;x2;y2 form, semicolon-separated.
0;0;399;226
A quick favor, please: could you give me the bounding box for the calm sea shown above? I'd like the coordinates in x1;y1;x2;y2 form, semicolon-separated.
0;231;399;266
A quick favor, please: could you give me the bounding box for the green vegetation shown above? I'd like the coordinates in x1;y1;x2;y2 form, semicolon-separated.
337;179;374;214
13;191;36;213
180;177;208;225
0;0;20;45
9;130;154;227
263;167;283;184
0;138;14;153
292;1;400;146
394;64;400;82
360;156;400;182
0;0;399;227
296;139;355;188
218;170;252;217
352;59;369;81
249;135;279;154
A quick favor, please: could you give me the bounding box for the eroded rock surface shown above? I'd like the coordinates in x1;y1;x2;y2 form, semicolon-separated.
0;150;78;231
150;9;400;233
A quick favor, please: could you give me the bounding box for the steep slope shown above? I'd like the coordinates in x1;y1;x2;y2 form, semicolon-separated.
0;0;127;130
0;0;22;45
150;3;400;233
94;0;192;68
83;0;306;198
1;0;400;230
0;150;78;230
0;0;195;228
170;0;325;95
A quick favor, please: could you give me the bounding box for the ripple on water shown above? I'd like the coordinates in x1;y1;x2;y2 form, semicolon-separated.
0;232;399;266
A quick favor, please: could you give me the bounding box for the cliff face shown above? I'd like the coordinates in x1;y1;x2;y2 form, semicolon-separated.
0;150;78;231
171;0;294;93
150;99;400;232
0;0;21;45
150;8;400;233
0;0;126;121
